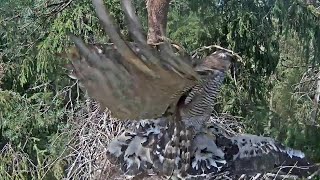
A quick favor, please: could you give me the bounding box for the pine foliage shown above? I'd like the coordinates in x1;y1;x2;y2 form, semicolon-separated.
0;0;320;178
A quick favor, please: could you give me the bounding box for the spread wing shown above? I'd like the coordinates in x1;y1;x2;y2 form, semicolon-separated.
66;0;200;120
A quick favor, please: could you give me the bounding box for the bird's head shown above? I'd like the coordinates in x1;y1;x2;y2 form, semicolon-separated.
194;50;236;76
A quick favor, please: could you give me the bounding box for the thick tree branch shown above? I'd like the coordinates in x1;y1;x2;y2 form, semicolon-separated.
146;0;171;44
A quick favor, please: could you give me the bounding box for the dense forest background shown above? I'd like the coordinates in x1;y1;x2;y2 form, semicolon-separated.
1;0;320;179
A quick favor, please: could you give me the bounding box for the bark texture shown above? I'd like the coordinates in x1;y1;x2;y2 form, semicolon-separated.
146;0;171;44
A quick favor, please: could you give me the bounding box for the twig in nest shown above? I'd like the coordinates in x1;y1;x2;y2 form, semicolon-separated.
307;166;320;179
264;173;299;179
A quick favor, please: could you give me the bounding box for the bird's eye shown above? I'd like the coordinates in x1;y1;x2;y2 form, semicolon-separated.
196;70;211;76
197;71;207;76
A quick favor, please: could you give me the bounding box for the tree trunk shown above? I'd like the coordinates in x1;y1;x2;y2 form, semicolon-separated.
311;71;320;124
146;0;171;44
